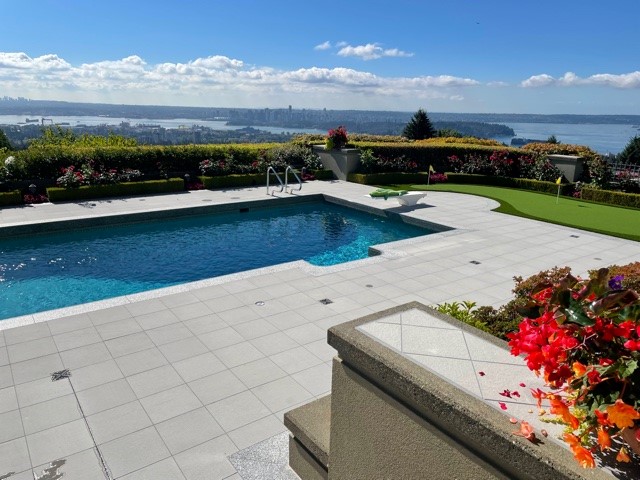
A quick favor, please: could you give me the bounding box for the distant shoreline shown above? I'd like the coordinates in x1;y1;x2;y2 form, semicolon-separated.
1;98;639;125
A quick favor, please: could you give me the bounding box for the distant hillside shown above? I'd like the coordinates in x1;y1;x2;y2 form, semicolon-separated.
1;98;639;125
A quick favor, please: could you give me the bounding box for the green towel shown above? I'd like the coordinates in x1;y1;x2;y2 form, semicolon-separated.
370;189;408;200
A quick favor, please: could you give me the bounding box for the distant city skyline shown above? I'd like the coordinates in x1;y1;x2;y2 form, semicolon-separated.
1;0;639;114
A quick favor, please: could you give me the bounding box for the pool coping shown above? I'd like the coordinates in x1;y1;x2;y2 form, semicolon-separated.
0;193;459;331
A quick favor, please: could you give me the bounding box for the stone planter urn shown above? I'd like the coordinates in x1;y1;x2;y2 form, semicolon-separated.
312;145;361;181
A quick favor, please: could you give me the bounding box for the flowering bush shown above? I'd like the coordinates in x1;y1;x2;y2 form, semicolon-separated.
326;126;348;150
429;172;448;184
615;169;640;194
199;158;232;176
57;165;87;188
507;268;640;467
489;150;516;177
23;193;48;204
56;163;143;188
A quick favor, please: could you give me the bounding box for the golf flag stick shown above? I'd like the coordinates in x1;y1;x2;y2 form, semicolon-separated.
555;176;562;204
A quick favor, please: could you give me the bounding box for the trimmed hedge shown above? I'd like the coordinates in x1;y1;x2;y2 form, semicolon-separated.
199;174;267;189
352;142;522;173
347;172;430;185
445;173;574;195
12;144;280;180
200;169;334;189
46;178;184;202
0;189;22;206
581;187;640;209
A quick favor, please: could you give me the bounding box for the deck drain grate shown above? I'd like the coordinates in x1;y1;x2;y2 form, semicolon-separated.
469;260;481;265
319;298;334;305
255;301;265;306
51;369;71;381
365;284;373;288
570;234;580;238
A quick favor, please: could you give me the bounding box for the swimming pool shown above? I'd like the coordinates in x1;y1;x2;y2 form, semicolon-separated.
0;200;440;320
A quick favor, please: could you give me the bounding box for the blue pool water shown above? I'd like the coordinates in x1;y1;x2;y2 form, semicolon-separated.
0;201;437;320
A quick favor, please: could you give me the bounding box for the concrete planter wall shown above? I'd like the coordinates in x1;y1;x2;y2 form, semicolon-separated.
285;302;621;479
312;145;361;181
547;154;585;182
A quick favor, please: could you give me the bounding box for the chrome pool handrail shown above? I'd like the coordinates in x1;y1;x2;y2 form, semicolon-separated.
266;166;284;195
285;166;302;193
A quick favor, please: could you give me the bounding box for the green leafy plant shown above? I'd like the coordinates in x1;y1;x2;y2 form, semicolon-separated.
435;301;490;332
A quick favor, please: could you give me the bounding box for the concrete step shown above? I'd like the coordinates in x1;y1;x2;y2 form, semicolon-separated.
284;395;331;479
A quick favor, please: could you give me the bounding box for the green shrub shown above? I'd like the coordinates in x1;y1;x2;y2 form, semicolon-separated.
200;169;333;189
199;174;267;189
521;142;607;186
351;142;521;174
0;189;22;206
444;173;573;195
511;265;573;298
434;301;491;333
46;178;184;202
311;169;334;180
466;262;640;341
12;143;281;180
347;172;430;185
581;187;640;209
590;261;640;292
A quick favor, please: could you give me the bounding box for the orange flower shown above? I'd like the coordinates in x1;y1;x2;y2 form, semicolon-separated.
606;399;640;429
563;432;581;447
573;445;596;468
616;447;631;463
597;427;611;451
563;434;595;468
549;395;580;430
572;361;587;377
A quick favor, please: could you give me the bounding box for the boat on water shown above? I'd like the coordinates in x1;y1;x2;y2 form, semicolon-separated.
25;118;39;123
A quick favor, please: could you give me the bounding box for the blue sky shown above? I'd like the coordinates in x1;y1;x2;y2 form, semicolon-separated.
1;0;639;114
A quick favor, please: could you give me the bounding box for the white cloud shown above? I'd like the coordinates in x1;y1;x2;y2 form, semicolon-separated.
0;51;480;108
487;81;509;87
337;43;414;60
520;74;555;88
314;41;331;51
521;71;640;89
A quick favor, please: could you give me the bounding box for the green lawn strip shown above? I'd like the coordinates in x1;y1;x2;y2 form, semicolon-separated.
388;183;640;242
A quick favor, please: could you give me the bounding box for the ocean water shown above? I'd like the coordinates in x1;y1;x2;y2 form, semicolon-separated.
493;122;639;154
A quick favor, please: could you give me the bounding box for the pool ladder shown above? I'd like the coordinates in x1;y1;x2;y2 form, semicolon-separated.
266;166;302;196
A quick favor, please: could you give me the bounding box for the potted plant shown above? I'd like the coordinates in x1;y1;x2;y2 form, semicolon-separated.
326;125;348;150
507;268;640;467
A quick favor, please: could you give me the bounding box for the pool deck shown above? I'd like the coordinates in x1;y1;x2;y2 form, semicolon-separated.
0;180;639;479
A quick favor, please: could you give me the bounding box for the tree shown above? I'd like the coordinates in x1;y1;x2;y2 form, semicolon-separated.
547;135;559;144
0;128;11;150
618;135;640;165
402;108;436;140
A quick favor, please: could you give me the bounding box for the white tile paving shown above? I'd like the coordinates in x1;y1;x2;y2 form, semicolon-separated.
0;180;639;478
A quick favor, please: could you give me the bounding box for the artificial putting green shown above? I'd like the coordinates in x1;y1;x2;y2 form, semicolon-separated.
394;183;640;242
